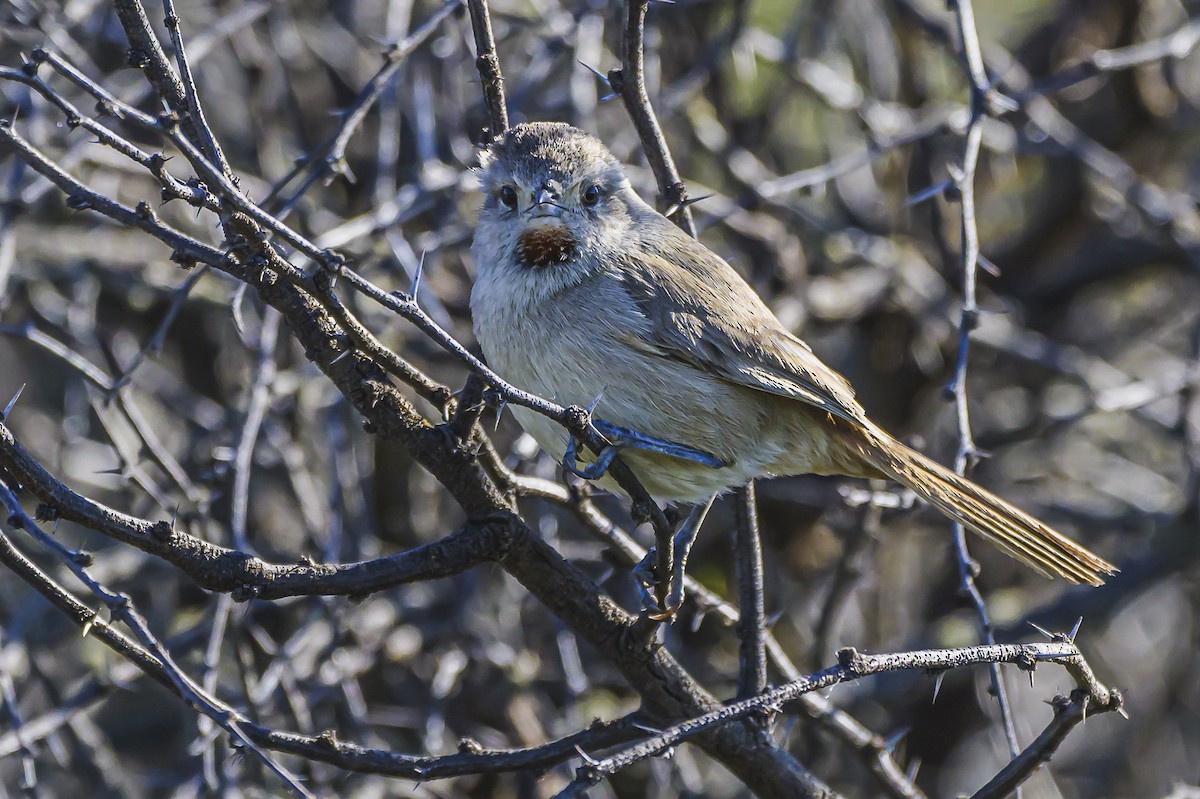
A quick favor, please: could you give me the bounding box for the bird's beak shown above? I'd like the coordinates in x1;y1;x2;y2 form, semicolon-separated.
528;189;563;219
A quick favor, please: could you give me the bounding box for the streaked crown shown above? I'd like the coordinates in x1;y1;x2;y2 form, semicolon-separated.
480;122;623;185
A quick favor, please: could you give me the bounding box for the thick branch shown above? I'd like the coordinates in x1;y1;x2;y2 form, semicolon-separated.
0;420;507;598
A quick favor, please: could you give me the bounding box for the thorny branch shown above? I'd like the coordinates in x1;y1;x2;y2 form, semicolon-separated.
557;642;1121;796
613;0;698;237
945;0;1023;772
0;482;318;798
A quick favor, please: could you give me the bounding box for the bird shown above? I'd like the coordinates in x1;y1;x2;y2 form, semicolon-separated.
469;121;1116;613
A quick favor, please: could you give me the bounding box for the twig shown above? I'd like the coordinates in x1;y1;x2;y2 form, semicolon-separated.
1028;18;1200;96
230;309;280;551
263;0;463;199
0;121;231;267
0;481;317;799
945;0;1023;772
0;627;38;796
557;642;1119;797
110;265;210;392
969;691;1122;799
466;0;509;137
612;0;696;236
160;0;230;172
0;419;506;598
0;322;204;509
112;0;189;116
813;493;882;667
0;157;22;308
0;106;447;406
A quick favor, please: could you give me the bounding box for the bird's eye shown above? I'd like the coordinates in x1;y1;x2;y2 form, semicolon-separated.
498;186;518;209
582;184;602;206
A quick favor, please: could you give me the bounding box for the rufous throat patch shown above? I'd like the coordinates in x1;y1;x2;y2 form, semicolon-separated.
519;226;576;268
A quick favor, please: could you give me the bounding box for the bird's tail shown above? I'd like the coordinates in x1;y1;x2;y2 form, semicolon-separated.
854;426;1117;585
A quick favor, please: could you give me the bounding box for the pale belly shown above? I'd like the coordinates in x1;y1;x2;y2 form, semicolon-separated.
471;271;862;504
484;329;861;503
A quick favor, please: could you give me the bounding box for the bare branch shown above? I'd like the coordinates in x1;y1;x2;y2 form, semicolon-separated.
558;642;1120;797
733;482;768;700
466;0;509;137
945;0;1023;770
613;0;697;236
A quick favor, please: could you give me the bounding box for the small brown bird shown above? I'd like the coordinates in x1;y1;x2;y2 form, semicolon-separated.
470;122;1116;604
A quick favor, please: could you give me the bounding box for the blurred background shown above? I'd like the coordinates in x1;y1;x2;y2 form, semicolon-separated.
1;0;1199;796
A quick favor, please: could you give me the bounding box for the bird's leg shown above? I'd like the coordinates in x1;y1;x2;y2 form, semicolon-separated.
562;417;727;480
635;495;717;621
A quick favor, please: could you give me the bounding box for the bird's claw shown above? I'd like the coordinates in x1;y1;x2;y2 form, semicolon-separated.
562;435;623;480
634;550;663;617
562;417;727;481
632;550;692;623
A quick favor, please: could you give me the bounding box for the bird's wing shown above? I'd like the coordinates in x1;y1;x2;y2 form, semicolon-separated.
614;221;868;426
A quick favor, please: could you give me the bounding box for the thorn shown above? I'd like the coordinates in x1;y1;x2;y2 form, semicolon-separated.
330;348;353;364
904;179;953;208
664;194;711;218
631;722;665;735
1116;705;1129;720
577;61;611;86
586;392;604;415
411;250;426;296
931;671;946;704
1029;621;1055;640
326;155;355;184
1;383;26;420
493;398;507;431
1069;616;1084;643
978;253;1001;277
883;727;910;752
231;283;248;339
906;757;922;782
986;88;1020;114
573;744;599;766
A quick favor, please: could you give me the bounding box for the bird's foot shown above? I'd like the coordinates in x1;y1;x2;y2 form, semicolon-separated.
562;417;726;480
633;547;673;620
633;497;716;622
